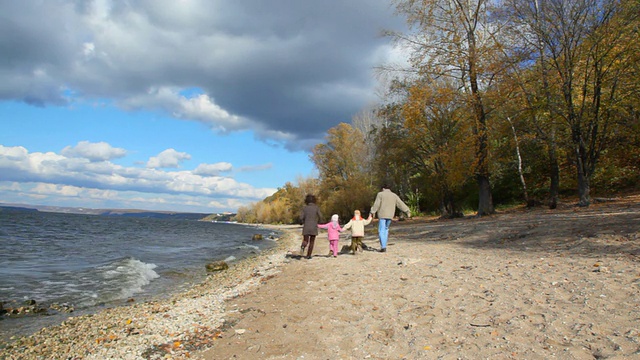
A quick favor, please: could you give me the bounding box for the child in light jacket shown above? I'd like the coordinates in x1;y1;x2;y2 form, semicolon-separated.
342;210;373;254
318;214;342;257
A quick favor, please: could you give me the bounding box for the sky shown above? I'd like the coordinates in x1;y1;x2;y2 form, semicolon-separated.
0;0;405;214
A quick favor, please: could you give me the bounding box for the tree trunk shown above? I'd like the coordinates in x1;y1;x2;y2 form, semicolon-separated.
439;186;462;219
548;142;559;209
467;28;495;217
533;0;559;210
507;117;530;206
577;170;590;206
547;118;559;209
477;174;494;216
576;146;591;207
572;119;591;206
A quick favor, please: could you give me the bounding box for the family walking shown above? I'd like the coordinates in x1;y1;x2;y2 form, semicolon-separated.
299;184;411;258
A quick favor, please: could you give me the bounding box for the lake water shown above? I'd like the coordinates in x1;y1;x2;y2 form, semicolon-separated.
0;209;278;342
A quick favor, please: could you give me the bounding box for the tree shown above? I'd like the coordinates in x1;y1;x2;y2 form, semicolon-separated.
402;79;474;217
233;176;321;224
506;0;638;206
371;100;416;199
496;0;564;208
388;0;505;215
311;123;375;219
352;108;383;187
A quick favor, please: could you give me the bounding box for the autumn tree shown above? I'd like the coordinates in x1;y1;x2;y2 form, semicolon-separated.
505;0;639;206
388;0;508;215
259;182;300;224
232;176;321;224
592;0;640;193
288;176;321;222
311;123;376;219
402;79;474;217
234;204;257;223
351;108;383;187
493;1;564;208
371;100;416;199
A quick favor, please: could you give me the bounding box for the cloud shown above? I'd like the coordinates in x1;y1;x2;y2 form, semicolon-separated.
120;87;253;133
61;141;127;161
146;148;191;169
0;0;405;149
0;144;276;211
193;162;233;176
237;163;273;172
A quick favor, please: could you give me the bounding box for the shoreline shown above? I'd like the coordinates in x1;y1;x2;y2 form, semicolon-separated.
0;221;287;341
2;197;639;359
0;224;302;359
195;199;640;359
0;218;285;344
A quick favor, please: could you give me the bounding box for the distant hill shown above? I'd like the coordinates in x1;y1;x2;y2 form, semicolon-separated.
0;203;214;221
99;210;210;220
201;212;237;222
0;205;39;213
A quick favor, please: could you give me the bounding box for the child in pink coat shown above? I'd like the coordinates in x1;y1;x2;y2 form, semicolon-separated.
318;214;342;257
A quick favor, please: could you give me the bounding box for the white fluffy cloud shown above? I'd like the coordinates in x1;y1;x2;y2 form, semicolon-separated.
0;144;276;212
61;141;127;161
193;162;233;176
121;87;253;133
146;148;191;169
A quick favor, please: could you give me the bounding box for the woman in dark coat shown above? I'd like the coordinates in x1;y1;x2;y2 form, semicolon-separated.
300;194;322;259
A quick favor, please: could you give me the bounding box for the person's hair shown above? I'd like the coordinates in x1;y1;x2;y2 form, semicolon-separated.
381;183;389;190
304;194;316;204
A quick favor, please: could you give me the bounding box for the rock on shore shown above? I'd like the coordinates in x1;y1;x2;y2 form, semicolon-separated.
0;227;300;360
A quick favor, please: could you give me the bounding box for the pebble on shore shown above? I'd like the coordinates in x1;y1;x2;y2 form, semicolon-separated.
0;227;298;360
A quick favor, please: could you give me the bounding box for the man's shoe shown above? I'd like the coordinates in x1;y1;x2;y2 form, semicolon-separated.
379;248;386;253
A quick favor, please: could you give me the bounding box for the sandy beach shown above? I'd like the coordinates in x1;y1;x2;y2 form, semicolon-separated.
2;196;639;359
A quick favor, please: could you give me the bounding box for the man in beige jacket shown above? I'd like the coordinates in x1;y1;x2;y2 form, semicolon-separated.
370;184;411;252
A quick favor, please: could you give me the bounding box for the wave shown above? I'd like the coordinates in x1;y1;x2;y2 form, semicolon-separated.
95;257;160;304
